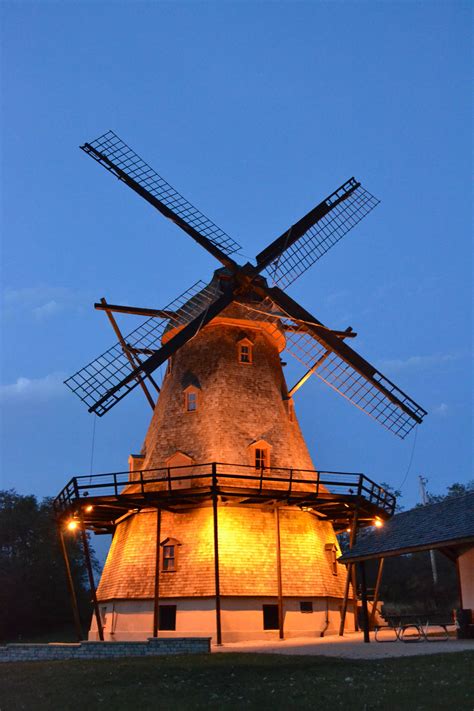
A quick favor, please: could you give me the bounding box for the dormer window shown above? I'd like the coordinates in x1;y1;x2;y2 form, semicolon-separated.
161;537;181;572
325;543;338;576
248;439;272;471
255;447;268;470
237;337;253;364
163;544;176;571
183;385;199;412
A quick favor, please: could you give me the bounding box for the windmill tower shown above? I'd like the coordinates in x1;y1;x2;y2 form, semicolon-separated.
56;132;426;643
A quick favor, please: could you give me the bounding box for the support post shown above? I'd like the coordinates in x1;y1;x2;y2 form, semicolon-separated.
57;522;83;640
369;557;385;630
79;513;104;641
351;564;359;632
339;564;352;636
359;561;370;643
274;507;284;640
339;508;359;636
152;507;162;637
212;463;222;646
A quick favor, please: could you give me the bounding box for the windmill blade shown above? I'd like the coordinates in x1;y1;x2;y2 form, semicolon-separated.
65;280;223;416
81;130;242;269
238;286;426;439
88;286;235;416
255;178;379;288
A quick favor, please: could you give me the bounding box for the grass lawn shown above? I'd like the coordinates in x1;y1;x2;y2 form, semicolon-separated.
0;651;472;710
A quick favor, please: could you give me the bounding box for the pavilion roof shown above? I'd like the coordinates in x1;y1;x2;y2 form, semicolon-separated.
339;491;474;562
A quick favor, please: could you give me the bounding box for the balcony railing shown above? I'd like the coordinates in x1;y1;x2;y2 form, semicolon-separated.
54;462;396;518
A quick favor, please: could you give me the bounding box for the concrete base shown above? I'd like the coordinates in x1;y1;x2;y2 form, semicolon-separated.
90;596;356;643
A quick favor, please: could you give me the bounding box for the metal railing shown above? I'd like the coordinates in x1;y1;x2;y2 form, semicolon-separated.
54;462;396;517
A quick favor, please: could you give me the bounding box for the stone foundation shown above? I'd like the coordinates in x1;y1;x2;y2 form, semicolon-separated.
89;596;354;643
0;637;210;663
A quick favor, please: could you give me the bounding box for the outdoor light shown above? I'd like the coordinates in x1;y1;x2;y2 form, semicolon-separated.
346;527;351;533
84;505;93;513
374;517;383;528
67;520;78;531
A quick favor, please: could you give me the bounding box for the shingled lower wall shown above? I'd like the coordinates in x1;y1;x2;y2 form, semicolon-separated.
0;637;211;663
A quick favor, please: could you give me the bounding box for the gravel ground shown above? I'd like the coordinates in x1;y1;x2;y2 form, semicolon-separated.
213;630;474;659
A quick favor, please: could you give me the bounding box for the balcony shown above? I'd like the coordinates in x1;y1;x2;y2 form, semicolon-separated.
54;462;396;534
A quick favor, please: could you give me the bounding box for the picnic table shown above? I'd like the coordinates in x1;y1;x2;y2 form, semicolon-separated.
375;613;454;642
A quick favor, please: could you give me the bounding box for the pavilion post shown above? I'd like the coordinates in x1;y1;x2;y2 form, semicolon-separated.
359;561;370;643
57;522;83;641
212;463;222;645
369;557;385;629
274;507;284;640
79;513;104;641
152;507;162;637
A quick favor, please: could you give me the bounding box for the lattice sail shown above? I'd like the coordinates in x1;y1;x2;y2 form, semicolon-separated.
265;183;379;289
237;298;426;438
65;281;221;416
81;130;242;257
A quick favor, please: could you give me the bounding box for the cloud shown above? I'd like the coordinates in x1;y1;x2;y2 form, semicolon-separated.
32;300;63;320
0;372;67;403
378;353;463;372
2;286;87;321
433;403;449;417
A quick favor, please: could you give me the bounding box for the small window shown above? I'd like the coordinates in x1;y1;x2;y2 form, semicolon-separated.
166;357;173;376
185;391;197;412
255;447;268;470
300;601;313;614
159;605;176;631
163;545;176;571
100;606;107;626
263;604;279;630
238;338;253;364
325;543;338;576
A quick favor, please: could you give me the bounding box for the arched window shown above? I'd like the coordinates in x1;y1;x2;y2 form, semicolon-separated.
237;337;253;364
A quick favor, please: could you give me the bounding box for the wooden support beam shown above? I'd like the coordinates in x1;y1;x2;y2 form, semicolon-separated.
351;563;359;632
95;302;176;319
369;557;385;630
79;513;104;641
57;523;83;641
339;563;353;637
99;297;158;408
339;508;359;636
212;464;222;645
359;561;370;643
288;351;331;397
152;508;162;637
274;507;284;640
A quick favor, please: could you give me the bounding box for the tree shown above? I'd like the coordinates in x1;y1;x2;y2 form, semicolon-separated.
0;489;99;641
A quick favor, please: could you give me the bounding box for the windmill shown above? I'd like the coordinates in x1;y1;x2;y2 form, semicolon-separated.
57;131;426;644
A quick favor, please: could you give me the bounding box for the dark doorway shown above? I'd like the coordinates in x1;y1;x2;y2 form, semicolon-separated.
159;605;177;631
263;604;279;630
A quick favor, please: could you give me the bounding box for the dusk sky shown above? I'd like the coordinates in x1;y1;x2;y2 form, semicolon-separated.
1;1;472;561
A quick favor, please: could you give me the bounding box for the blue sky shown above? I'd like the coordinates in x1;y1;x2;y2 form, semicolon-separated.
1;0;472;536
